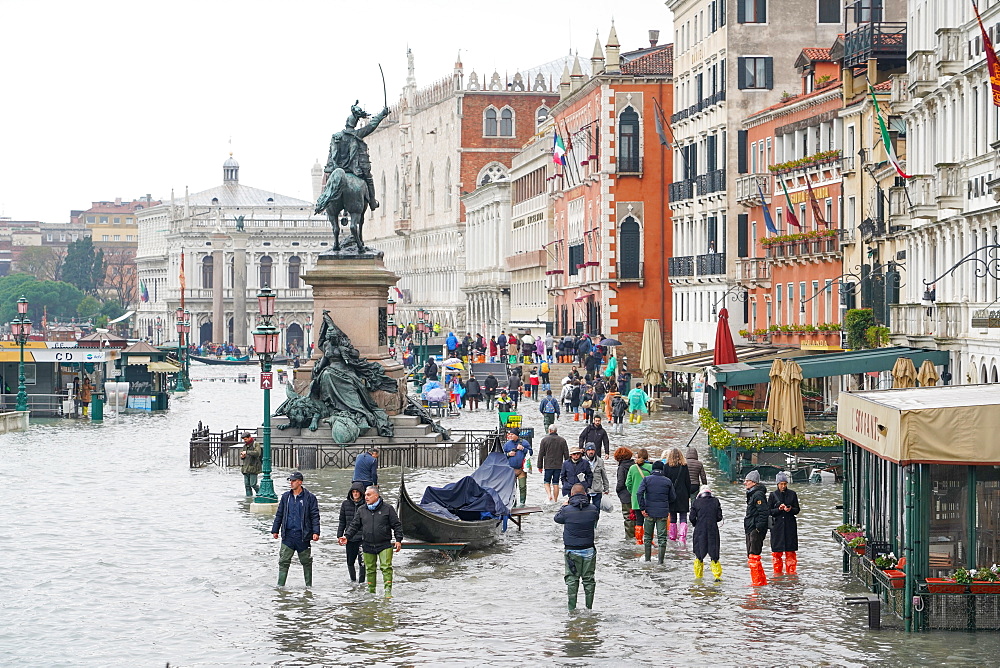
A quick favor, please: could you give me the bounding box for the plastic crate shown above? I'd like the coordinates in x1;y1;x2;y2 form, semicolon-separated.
865;541;892;560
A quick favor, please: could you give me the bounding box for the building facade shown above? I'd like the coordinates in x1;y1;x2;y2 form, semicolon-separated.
136;156;327;351
362;50;558;333
81;196;160;308
460;179;511;337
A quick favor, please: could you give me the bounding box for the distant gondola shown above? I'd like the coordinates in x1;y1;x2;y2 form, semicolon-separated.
189;355;252;365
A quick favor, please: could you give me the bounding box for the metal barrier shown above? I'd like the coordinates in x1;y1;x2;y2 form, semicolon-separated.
0;393;67;417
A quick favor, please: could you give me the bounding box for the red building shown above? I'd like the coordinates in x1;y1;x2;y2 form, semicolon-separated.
735;48;845;350
548;27;674;356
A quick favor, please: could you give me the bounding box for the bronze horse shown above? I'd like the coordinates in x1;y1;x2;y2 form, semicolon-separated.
319;168;380;256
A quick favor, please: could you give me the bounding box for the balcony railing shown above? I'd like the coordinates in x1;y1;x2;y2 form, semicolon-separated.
843;22;907;69
668;255;694;277
890;74;910;107
937;27;963;76
735;258;770;284
616;261;644;282
907;50;936;98
671;107;690;124
891;303;967;340
736;174;770;205
936;163;962;207
858;219;887;243
907;174;937;219
696;252;725;275
618;155;641;174
695;169;726;196
764;237;840;260
669;179;695;202
668;253;726;279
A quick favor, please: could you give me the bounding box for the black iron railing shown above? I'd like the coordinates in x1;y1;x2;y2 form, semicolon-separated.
669;179;694;202
668;255;695;277
697;252;725;275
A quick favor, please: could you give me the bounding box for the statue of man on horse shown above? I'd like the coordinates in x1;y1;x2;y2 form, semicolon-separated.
315;100;390;255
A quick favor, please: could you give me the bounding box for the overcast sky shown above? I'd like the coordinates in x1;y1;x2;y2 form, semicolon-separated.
0;0;673;224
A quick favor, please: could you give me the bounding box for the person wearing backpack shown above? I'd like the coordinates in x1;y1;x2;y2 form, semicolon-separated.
540;360;551;391
625;448;653;545
538;389;561;430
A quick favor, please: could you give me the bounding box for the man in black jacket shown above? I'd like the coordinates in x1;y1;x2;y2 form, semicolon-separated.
743;470;769;586
560;448;593;498
578;415;610;457
554;483;599;610
340;486;403;596
271;472;321;587
636;460;676;564
483;373;499;410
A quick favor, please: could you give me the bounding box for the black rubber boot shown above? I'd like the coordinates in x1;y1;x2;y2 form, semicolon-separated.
644;544;652;562
657;545;666;565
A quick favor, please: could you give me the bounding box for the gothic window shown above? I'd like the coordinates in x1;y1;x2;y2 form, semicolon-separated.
380;173;386;216
619;217;641;279
618;106;641;173
288;256;301;289
428;166;435;211
415;160;422;209
477;162;508;186
444;159;452;209
536;106;549;128
259;255;273;288
484;107;498;136
500;107;514;136
394;167;400;215
202;255;213;289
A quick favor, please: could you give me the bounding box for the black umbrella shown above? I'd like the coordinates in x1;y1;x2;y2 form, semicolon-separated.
599;338;622;347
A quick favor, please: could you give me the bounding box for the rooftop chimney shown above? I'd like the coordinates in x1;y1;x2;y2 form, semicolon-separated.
649;30;660;48
115;197;122;206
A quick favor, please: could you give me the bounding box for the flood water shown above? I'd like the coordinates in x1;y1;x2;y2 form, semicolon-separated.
2;364;998;667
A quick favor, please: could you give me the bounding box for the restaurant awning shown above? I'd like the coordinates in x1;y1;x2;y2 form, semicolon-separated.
663;345;811;374
837;384;1000;465
147;361;181;373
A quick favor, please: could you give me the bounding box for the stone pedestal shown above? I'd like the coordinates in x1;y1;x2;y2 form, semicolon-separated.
297;255;404;408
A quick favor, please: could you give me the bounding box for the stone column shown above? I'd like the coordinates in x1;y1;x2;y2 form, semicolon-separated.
232;233;249;348
211;249;224;343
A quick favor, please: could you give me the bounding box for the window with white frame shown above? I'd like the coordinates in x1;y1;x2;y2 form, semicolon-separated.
484;107;498;136
500;107;514;136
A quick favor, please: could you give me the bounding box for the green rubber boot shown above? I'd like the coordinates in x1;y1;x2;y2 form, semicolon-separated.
384;581;392;599
303;564;313;587
644;543;652;562
657;545;666;565
517;475;527;507
277;567;289;586
568;594;577;611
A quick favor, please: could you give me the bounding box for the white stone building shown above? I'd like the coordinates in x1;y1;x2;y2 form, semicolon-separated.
891;0;1000;384
136;156;331;352
461;179;511;337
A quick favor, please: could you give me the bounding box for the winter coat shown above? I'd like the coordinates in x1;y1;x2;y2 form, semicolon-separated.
611;395;628;418
585;455;610;495
271;488;321;551
560;383;574;404
536;434;569;470
239;438;262;475
353;452;379;485
508;375;523;392
484;375;499;394
497;333;507;349
337;482;366;542
690;492;723;560
744;483;770;534
535;338;545;356
553;493;598;549
503;437;532;469
616;458;636;506
625;462;654;509
446;332;459;351
768;487;801;552
686;447;708;492
344;498;403;554
465;377;482;398
636;469;676;518
578;423;610;456
539;395;560;415
665;464;692;513
560;457;593;496
577;337;592;356
489;340;498;356
569;385;582;409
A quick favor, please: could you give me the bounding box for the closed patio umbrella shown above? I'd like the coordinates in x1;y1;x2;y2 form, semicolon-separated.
891;356;918;388
779;359;807;436
916;359;940;387
639;319;666;389
765;358;786;434
713;308;739;408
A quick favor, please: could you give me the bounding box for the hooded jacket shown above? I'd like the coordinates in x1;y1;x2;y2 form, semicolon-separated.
560;456;593;496
239;438;262;475
503;437;532;469
484;375;499;394
553;493;598;549
690;491;723;560
625;462;654;509
636;469;676;518
344;497;403;554
584;453;610;494
615;457;636;506
337;482;366;542
744;482;770;534
578;423;610;456
465;377;481;397
686;447;708;491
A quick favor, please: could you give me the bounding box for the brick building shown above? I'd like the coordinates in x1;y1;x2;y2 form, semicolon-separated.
548;26;674;358
81;196;160;307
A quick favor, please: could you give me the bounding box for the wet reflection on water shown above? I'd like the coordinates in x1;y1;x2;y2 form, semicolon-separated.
1;364;998;666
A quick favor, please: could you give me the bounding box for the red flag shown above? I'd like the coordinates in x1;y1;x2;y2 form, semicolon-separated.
779;179;801;229
179;250;186;309
974;1;1000;107
805;177;828;227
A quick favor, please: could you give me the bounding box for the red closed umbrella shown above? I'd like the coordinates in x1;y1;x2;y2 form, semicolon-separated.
714;308;739;408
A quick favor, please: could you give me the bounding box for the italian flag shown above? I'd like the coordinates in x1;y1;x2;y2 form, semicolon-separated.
869;83;910;179
552;133;566;166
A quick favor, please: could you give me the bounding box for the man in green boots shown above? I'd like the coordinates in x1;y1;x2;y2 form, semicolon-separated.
554;483;599;610
239;432;262;497
271;472;321;587
340;486;403;597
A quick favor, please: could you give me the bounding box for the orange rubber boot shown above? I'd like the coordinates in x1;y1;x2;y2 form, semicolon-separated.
771;552;784;574
749;554;768;586
634;525;644;545
785;551;797;574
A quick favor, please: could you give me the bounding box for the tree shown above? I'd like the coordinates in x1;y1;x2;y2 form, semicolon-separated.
0;273;85;323
102;247;137;310
76;296;101;319
14;246;59;281
61;238;105;295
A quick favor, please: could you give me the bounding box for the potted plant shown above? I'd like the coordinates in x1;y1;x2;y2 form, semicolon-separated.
848;536;866;555
970;565;1000;593
926;572;967;594
874;553;898;570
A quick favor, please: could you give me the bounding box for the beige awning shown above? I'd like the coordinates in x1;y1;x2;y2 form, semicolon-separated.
837;384;1000;465
148;361;181;372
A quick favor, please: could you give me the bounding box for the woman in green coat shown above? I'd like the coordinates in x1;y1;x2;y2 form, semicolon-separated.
624;448;653;544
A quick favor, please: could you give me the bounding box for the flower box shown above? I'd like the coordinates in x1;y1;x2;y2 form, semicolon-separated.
970;581;1000;594
854;546;867;555
925;578;967;594
883;569;906;589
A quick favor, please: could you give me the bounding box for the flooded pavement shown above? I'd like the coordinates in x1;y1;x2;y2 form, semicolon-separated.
2;365;998;666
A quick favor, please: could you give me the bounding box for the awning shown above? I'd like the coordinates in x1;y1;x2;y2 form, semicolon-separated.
838;384;1000;465
147;361;181;372
663;345;809;374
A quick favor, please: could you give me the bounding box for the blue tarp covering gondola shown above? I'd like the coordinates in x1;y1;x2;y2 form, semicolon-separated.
419;452;516;521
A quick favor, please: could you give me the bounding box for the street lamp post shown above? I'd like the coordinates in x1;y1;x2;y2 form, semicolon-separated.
387;296;397;359
278;315;287;356
304;317;313;355
182;309;191;390
174;307;185;392
253;286;280;506
13;296;31;413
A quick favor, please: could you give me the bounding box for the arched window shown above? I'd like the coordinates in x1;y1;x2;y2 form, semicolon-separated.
618;106;641;172
536;106;549;128
202;255;214;289
484;107;498;136
288;256;301;288
415;160;422;209
427;166;435;212
444;159;452;209
394;167;400;215
619;216;641;279
500;107;514;136
259;255;273;288
380;173;386;216
477;162;508;186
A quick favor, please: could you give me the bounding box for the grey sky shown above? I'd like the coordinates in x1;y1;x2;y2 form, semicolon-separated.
0;0;672;224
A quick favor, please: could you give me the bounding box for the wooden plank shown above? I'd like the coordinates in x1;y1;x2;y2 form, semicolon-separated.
509;506;543;516
400;542;467;551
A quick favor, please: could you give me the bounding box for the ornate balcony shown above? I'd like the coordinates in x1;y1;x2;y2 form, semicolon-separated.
764;236;840;262
907;175;937;220
696;252;725;275
935;163;963;209
936;27;964;77
735;258;770;286
843;22;907;69
669;179;695;203
907;51;936;98
736;174;770;206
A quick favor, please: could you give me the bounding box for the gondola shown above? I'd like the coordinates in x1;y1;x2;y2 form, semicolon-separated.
396;452;516;550
189;354;252;365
